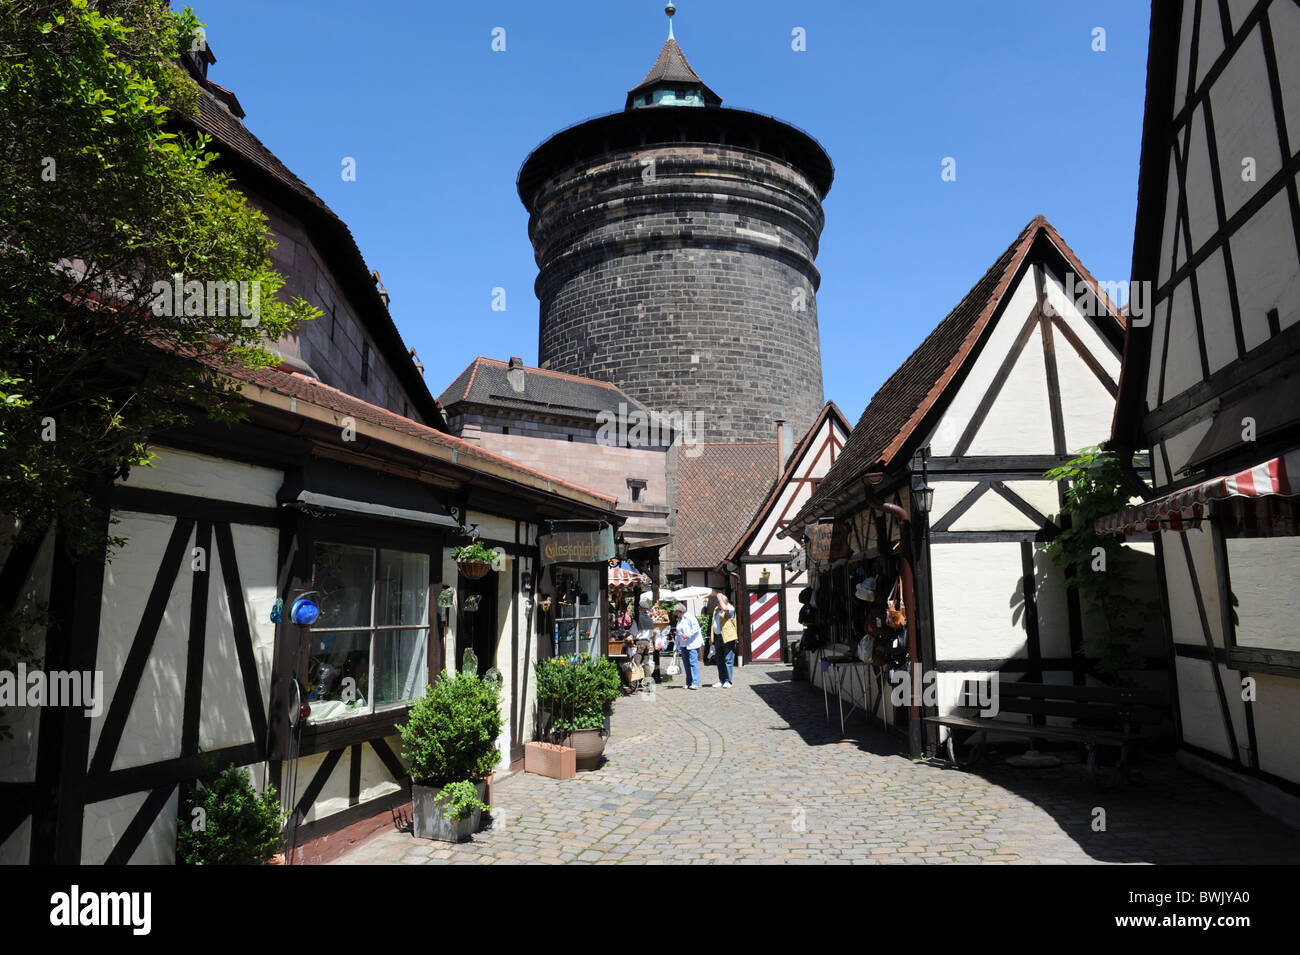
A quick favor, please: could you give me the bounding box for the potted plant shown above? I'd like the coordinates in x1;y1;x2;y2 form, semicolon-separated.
534;654;621;771
454;539;496;580
177;762;286;865
395;667;502;842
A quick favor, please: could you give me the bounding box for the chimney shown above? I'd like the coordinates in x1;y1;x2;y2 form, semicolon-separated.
506;356;526;393
775;418;786;476
371;270;390;308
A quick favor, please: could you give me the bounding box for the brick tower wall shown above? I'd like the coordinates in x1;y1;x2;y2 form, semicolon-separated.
528;144;826;444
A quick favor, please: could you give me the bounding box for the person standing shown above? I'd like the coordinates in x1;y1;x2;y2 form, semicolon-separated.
711;592;739;688
673;604;703;689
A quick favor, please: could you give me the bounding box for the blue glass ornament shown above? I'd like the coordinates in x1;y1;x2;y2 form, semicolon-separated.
270;597;283;624
290;594;320;626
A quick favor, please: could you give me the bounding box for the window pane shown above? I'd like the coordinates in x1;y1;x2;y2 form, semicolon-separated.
374;628;428;706
1227;536;1300;653
307;630;371;722
378;550;429;627
313;543;374;629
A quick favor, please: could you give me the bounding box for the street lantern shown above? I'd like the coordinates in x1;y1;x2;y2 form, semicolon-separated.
616;533;629;561
913;479;934;516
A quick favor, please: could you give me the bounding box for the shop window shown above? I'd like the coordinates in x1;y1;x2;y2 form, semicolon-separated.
1221;497;1300;657
306;542;430;722
553;566;602;658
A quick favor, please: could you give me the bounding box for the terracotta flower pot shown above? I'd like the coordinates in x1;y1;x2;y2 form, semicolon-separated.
458;560;492;580
561;727;607;772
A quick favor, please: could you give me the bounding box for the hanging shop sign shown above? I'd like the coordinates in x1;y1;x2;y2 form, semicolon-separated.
538;526;616;567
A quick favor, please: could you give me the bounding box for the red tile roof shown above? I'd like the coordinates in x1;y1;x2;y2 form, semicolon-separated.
674;443;778;568
221;359;617;509
793;215;1124;525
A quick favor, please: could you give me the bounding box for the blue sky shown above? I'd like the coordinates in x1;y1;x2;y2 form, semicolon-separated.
196;0;1151;421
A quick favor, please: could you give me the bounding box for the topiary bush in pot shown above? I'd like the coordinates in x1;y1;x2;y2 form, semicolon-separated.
396;671;502;841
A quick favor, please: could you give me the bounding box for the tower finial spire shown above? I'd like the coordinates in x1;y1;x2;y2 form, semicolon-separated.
666;2;675;40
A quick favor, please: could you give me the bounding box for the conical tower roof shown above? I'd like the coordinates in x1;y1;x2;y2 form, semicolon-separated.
625;36;721;109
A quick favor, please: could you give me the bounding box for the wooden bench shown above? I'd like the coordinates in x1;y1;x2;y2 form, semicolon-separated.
924;680;1168;786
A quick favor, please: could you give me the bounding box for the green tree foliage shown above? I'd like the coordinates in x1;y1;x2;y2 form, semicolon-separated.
534;654;620;733
0;0;318;558
396;673;503;787
177;763;286;865
1045;446;1157;679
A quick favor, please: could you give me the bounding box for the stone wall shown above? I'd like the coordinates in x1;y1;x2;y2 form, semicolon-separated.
528;144;826;443
250;195;426;422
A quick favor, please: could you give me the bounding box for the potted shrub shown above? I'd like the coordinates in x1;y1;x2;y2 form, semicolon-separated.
454;539;496;579
396;669;502;842
534;654;621;771
177;763;286;865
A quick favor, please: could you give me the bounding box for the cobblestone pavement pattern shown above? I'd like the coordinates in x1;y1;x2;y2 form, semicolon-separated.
334;664;1300;865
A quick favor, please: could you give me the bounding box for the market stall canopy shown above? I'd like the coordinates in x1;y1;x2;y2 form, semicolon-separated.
609;561;651;590
1095;451;1299;535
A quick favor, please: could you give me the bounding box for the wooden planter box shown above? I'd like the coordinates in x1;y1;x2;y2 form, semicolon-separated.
524;741;576;780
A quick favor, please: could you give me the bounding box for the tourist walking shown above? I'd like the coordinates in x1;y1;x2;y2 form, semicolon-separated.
711;592;738;687
673;604;703;689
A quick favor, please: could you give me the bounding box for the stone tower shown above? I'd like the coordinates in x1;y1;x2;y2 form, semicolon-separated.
517;5;833;444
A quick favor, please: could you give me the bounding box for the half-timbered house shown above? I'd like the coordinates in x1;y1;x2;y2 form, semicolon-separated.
787;215;1163;754
719;403;851;663
1099;0;1300;821
0;54;620;864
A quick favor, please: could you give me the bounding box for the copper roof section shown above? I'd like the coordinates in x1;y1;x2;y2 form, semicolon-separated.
626;37;722;108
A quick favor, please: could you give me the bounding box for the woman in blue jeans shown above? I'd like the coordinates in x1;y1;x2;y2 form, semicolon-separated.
673;605;704;689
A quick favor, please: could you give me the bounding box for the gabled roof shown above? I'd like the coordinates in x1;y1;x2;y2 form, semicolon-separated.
794;215;1125;526
439;357;655;423
1111;2;1184;450
721;402;852;564
178;84;445;429
625;37;722;109
217;358;617;513
674;443;778;568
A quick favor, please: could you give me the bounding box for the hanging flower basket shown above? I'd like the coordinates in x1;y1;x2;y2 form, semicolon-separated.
454;540;497;579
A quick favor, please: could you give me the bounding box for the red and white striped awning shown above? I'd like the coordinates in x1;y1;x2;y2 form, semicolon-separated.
608;565;651;590
1095;451;1299;535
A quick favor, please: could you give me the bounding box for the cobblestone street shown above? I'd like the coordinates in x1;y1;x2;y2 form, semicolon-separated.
335;664;1300;865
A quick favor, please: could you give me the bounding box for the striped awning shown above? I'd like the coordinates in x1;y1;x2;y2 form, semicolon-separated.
608;563;650;590
1095;450;1299;535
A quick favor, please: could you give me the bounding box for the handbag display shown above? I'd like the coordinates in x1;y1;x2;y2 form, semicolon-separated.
886;579;907;630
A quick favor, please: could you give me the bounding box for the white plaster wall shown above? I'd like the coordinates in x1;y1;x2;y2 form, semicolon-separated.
929;481;977;526
357;741;402;804
1271;1;1300;164
1184;106;1218;251
1172;0;1196;108
1158;149;1182;287
1175;656;1240;760
1162;280;1202;399
92;512;192;771
1251;674;1300;785
1161;528;1225;649
930;543;1028;661
1210;26;1284;221
928;270;1039;456
1003;480;1061;521
1055;339;1121;455
1229;189;1300;346
948;490;1039;532
1040;270;1123;377
964;326;1054;455
83;787;179;865
120;446;281;507
1162;417;1214;482
1147;297;1171;411
1195;0;1226;88
1195;249;1240;374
